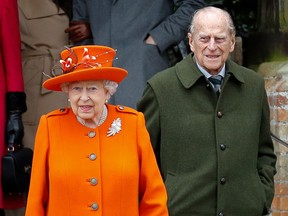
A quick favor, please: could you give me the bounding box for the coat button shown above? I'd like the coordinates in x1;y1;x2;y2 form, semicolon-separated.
218;212;224;216
220;144;226;151
220;177;226;185
89;153;97;161
217;111;223;118
88;131;96;138
91;203;99;210
90;178;98;186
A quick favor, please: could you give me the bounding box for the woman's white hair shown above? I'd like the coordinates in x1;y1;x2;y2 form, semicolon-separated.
60;80;118;100
103;80;118;97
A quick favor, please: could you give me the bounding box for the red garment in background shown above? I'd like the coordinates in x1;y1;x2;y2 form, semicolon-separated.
0;0;26;209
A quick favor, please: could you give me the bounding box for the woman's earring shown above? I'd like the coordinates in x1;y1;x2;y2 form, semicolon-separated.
68;98;70;102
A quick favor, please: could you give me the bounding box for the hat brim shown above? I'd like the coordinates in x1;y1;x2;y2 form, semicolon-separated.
43;67;128;91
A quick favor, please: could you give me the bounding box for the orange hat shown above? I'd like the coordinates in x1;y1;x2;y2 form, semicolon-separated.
43;45;128;91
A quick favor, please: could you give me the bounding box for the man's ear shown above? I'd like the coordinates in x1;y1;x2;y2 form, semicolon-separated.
188;33;195;52
229;35;236;53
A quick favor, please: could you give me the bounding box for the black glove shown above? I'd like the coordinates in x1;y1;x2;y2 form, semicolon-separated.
5;92;27;147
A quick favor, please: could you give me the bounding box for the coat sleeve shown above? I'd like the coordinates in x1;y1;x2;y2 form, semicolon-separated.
137;84;161;164
137;112;168;216
25;115;50;216
2;0;24;91
72;0;88;21
149;0;205;52
257;87;277;214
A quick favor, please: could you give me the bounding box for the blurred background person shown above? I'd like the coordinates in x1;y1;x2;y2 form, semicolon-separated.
65;0;206;108
8;2;72;214
17;0;72;151
0;0;27;215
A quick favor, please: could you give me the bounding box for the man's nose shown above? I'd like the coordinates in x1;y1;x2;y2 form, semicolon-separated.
207;38;217;50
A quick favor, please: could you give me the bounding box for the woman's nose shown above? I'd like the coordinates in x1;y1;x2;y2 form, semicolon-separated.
80;90;90;101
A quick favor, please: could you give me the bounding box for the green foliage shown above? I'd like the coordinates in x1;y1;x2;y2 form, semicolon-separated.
205;0;257;38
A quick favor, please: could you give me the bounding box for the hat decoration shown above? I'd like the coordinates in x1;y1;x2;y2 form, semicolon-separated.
43;45;128;91
58;46;114;74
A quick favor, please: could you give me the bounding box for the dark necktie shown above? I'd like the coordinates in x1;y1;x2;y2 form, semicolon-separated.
209;75;222;93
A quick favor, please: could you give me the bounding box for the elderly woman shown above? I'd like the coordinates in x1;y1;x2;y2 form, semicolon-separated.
24;45;168;216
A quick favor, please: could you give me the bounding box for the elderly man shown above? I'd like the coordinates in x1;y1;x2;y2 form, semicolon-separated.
137;6;277;216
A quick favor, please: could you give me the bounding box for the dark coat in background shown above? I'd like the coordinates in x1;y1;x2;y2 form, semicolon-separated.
72;0;205;108
137;54;277;216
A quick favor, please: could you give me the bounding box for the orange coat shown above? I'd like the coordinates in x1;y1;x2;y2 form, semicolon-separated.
25;104;168;216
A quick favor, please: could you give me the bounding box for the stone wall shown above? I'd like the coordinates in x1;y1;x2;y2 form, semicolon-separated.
259;61;288;216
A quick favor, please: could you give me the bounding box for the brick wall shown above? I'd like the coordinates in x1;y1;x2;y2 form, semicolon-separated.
259;61;288;216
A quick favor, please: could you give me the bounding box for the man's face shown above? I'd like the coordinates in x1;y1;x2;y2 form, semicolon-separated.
188;12;235;75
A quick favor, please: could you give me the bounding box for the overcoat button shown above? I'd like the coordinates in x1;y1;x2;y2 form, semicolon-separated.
220;144;226;150
218;212;224;216
90;178;98;186
89;153;97;161
88;131;96;138
220;177;226;184
91;203;99;210
217;111;223;118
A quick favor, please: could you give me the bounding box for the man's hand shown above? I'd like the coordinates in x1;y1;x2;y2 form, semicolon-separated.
65;20;92;43
145;35;156;45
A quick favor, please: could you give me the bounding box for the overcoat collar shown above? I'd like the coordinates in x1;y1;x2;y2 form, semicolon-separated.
18;0;65;18
225;59;245;83
175;53;245;89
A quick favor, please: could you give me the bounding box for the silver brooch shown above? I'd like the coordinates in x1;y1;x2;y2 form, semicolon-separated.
107;118;121;137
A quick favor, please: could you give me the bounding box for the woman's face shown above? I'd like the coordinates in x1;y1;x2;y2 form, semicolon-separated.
68;80;109;121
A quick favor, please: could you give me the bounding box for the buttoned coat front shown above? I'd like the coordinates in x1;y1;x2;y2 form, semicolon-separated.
137;54;277;216
25;104;168;216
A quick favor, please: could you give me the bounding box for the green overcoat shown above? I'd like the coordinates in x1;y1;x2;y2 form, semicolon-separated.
137;54;277;216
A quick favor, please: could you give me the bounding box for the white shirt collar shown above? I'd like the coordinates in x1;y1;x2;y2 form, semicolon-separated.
196;62;226;79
